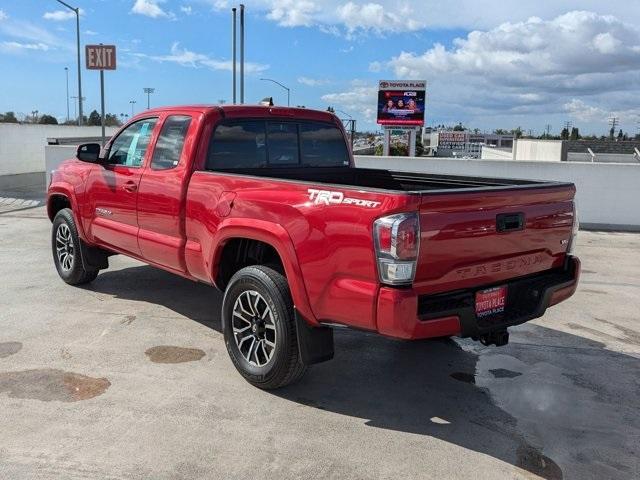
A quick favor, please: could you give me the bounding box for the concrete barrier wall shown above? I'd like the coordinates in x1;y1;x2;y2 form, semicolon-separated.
355;155;640;231
0;124;118;176
45;145;77;186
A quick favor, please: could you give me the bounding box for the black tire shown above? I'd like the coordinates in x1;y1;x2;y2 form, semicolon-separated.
51;208;99;285
222;265;306;389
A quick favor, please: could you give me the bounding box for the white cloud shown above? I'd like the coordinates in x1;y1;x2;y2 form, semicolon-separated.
131;0;174;19
368;61;382;72
0;10;8;21
298;76;331;86
370;11;640;128
592;32;622;54
134;42;269;73
0;16;68;52
43;10;78;21
0;41;50;53
321;85;378;122
180;5;193;15
84;30;98;36
266;0;318;27
201;1;640;37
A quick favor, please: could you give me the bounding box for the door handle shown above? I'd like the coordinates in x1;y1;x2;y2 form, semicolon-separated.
123;181;137;193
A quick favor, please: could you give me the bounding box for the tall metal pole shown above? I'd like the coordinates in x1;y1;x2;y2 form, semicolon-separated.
54;1;83;125
100;69;105;146
232;7;237;104
240;4;245;104
75;8;83;125
64;67;70;122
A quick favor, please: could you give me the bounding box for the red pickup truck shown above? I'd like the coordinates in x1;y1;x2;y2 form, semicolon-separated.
48;105;580;388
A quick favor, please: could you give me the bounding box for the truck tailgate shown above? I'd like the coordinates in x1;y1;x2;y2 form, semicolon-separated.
414;184;575;294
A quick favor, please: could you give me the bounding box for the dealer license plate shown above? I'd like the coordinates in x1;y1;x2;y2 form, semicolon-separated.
475;286;507;318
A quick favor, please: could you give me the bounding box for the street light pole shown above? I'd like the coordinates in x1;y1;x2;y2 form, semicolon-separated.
130;100;137;117
55;0;83;125
259;78;290;106
143;87;155;109
64;67;70;123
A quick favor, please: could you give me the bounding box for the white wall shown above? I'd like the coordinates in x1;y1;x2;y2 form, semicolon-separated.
513;139;564;161
45;145;77;186
481;147;512;160
0;124;118;176
355;155;640;231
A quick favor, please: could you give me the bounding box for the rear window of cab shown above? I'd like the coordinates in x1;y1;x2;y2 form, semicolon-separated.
205;120;350;170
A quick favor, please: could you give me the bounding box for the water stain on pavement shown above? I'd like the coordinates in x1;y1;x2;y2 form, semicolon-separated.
120;315;136;326
145;346;206;364
450;371;475;384
0;369;110;402
0;342;22;358
516;445;563;480
489;368;522;379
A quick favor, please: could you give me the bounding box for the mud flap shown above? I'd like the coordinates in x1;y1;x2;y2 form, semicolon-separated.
294;310;334;365
79;241;110;270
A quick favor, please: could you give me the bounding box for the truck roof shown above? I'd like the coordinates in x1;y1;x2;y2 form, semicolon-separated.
141;104;339;123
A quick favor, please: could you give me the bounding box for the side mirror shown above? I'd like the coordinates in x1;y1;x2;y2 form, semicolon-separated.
76;143;102;163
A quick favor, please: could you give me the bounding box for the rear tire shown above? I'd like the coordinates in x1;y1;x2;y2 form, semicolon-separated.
52;208;99;285
222;265;306;389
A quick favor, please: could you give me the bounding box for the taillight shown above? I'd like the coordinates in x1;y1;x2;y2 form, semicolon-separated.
567;204;579;255
373;212;420;285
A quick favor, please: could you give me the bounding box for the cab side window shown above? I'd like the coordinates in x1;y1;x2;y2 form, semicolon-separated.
150;115;192;170
107;118;158;167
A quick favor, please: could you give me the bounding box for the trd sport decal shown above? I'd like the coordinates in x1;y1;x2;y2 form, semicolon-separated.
307;188;381;208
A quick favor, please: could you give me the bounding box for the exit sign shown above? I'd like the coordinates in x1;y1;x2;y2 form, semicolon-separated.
85;44;116;70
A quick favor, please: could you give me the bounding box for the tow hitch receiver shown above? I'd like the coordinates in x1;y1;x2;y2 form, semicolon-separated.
477;329;509;347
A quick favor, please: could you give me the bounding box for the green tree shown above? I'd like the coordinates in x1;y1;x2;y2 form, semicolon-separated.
88;109;101;126
560;128;569;140
570;127;580;141
511;127;523;139
104;113;121;127
38;114;58;125
453;123;465;131
415;138;424;156
0;111;18;123
617;129;624;141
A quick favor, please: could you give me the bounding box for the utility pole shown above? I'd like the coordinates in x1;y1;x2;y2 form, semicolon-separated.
143;87;155;109
130;100;137;117
64;67;70;123
54;0;83;125
608;115;619;140
545;124;552;138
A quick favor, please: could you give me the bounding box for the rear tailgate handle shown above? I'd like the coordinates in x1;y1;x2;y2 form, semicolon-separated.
496;212;525;232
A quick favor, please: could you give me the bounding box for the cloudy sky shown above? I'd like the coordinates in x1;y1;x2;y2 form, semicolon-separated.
1;0;640;134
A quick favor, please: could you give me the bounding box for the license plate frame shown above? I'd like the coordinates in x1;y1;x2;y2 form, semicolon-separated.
475;286;508;318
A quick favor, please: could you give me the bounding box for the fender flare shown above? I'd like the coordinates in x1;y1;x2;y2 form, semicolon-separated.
211;218;318;326
47;185;88;242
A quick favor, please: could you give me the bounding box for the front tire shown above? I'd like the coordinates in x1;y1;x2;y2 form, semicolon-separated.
52;208;98;285
222;265;306;389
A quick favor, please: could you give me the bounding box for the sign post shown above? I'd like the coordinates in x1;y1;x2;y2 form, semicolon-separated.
86;44;116;146
376;80;426;157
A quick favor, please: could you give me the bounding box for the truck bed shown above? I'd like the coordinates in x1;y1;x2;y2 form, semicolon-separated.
215;166;564;193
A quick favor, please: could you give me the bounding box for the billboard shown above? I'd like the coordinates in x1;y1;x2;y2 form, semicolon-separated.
376;80;426;126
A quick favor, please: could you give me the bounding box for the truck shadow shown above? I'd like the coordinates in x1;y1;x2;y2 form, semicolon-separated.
89;265;639;480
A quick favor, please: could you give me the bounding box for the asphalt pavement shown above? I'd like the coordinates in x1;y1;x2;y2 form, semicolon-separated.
0;199;638;480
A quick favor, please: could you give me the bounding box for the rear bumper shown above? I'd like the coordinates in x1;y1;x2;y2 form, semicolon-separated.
376;256;580;340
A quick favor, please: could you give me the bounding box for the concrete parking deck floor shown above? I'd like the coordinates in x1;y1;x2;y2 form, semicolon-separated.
0;203;638;480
